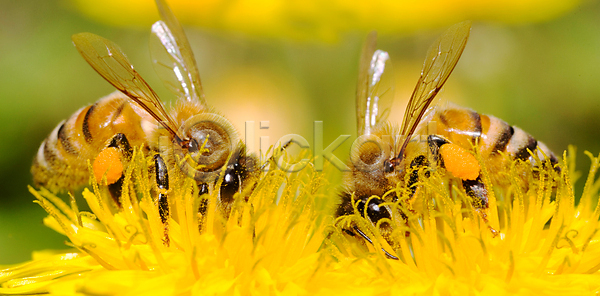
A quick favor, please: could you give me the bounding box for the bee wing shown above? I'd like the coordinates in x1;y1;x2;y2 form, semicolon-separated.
397;21;471;155
71;32;182;140
356;31;394;136
150;0;206;106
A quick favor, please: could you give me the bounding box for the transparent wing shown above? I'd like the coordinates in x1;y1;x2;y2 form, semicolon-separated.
397;21;471;155
356;31;394;136
150;0;206;105
71;32;181;139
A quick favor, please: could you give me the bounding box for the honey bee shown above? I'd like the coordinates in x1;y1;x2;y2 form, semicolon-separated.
31;0;258;221
336;21;559;258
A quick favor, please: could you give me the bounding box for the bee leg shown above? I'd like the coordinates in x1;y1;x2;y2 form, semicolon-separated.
406;154;429;197
198;183;209;215
93;133;133;206
426;135;449;165
336;193;399;259
428;134;481;180
352;226;399;260
428;135;497;234
197;182;209;232
462;176;488;209
107;133;133;160
154;154;170;246
428;135;487;206
462;177;499;236
108;133;134;206
107;176;125;207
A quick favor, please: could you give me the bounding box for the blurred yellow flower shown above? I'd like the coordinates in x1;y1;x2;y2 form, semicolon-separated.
69;0;584;40
2;145;600;295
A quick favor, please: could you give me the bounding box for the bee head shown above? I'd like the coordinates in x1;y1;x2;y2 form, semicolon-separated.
174;113;240;182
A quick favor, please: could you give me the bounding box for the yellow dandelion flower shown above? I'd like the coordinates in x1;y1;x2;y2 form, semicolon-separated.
331;147;600;295
3;144;600;295
2;148;333;295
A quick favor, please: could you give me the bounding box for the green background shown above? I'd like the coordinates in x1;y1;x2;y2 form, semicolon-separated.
1;0;600;264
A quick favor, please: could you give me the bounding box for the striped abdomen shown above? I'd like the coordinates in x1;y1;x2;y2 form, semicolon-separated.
431;104;558;171
31;92;151;193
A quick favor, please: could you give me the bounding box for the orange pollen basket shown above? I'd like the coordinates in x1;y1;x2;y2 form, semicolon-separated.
92;147;124;185
439;143;480;180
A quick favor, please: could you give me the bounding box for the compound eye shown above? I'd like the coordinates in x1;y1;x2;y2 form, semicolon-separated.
384;159;394;173
186;138;199;154
219;163;241;204
357;197;391;223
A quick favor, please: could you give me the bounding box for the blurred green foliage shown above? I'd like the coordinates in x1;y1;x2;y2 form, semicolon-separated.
1;0;600;264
